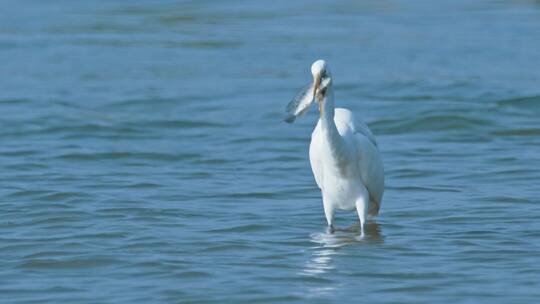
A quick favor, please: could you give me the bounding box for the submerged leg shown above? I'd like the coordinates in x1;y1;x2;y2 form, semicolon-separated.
322;194;335;233
355;195;368;238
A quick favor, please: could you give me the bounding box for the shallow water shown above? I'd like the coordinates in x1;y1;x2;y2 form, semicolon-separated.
1;0;540;303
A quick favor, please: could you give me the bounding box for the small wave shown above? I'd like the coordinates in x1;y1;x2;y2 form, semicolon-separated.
176;271;212;278
492;128;540;137
142;119;230;129
40;191;89;201
206;224;271;233
371;114;493;135
55;151;200;161
496;95;540;112
20;256;122;270
0;98;32;104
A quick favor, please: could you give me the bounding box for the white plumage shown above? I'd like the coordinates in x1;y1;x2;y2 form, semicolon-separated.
286;60;384;237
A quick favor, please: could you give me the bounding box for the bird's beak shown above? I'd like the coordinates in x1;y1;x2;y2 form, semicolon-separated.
313;72;321;101
313;73;323;113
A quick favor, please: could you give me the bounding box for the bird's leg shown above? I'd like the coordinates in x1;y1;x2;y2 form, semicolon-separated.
326;225;335;234
355;196;367;238
323;195;335;234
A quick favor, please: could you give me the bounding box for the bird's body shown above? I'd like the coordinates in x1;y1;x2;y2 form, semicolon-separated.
310;107;384;235
285;60;384;236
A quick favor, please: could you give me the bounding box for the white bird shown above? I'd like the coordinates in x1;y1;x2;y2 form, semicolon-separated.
285;60;384;237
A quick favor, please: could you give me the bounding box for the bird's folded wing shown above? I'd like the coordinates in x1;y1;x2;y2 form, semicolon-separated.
354;132;384;216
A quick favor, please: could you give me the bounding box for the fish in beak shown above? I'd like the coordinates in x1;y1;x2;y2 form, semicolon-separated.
283;71;322;123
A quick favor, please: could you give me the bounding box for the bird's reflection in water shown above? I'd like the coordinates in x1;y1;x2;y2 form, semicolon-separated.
301;222;383;277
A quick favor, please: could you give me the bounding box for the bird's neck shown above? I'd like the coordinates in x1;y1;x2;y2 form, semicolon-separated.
319;89;349;165
320;88;335;124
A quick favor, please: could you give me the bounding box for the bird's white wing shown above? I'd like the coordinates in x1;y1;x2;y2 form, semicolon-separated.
353;120;384;216
353;117;377;147
309;121;323;189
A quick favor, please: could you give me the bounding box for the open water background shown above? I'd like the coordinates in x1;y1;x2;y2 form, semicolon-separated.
1;0;540;303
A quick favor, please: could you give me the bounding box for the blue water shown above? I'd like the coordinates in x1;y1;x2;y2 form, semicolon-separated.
1;0;540;303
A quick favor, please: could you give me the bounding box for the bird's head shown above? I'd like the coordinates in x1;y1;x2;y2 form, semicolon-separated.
310;59;332;114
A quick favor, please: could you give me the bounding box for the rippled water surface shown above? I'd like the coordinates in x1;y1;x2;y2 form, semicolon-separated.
2;0;540;303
